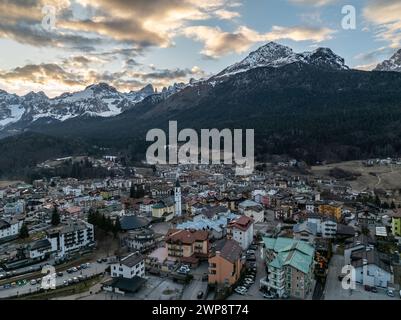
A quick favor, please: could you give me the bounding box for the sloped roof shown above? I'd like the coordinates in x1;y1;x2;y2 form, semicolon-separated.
263;237;314;274
120;215;149;231
214;238;242;263
166;229;209;245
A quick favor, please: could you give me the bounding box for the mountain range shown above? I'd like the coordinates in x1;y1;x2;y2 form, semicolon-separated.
2;42;401;178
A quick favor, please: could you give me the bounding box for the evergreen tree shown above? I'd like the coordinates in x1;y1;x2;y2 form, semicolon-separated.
19;223;29;239
113;217;122;238
51;206;60;226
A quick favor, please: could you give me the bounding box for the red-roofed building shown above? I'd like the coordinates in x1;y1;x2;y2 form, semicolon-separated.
227;215;254;250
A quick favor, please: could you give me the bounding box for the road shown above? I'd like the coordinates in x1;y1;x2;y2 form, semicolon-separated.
182;262;208;300
0;261;108;299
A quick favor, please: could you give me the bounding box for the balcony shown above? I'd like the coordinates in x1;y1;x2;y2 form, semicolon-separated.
267;280;285;291
270;268;285;277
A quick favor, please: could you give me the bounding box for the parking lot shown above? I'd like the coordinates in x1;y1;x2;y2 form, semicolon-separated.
324;254;399;300
0;260;108;299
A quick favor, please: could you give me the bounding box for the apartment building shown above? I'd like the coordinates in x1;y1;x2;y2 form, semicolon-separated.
47;220;94;258
165;229;209;266
260;237;315;299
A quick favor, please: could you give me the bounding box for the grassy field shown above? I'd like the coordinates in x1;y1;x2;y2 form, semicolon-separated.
311;160;401;192
0;180;23;188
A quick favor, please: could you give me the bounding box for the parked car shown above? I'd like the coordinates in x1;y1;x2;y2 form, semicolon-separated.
364;285;372;292
57;272;63;277
234;287;247;295
263;292;275;299
387;289;395;297
63;280;68;286
246;255;256;261
371;287;378;293
281;293;289;299
71;267;78;273
97;259;102;263
30;279;37;286
73;277;79;283
197;291;204;299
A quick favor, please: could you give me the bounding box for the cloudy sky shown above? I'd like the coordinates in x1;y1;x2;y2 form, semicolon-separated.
0;0;400;97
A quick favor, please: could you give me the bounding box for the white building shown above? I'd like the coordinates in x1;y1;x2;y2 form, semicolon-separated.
0;217;23;240
3;200;25;216
62;186;82;197
28;239;53;260
122;229;156;253
238;200;264;223
47;220;94;258
227;215;254;250
174;178;182;217
351;248;393;288
307;215;337;239
111;252;145;279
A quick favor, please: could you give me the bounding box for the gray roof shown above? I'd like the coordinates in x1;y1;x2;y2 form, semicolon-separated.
120;252;144;267
105;276;146;293
213;238;242;263
120;215;149;231
0;220;10;230
30;239;51;251
351;249;392;274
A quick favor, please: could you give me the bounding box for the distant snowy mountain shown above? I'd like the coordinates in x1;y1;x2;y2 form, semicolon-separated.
375;49;401;72
213;42;349;80
0;82;187;133
0;42;351;136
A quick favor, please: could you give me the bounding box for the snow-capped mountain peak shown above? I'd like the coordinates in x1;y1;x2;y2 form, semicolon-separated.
375;49;401;72
214;42;348;79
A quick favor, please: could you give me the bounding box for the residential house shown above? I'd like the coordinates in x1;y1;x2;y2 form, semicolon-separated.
121;229;156;253
111;252;145;279
3;200;25;216
351;248;393;288
208;239;244;286
0;216;23;241
318;201;343;221
227;215;254;250
28;239;53;260
238;200;264;223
